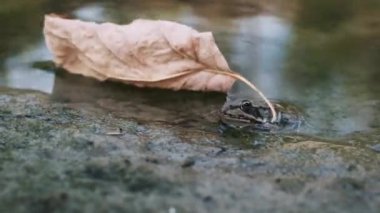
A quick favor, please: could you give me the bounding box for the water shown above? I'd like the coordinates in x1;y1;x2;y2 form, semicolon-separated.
0;0;379;145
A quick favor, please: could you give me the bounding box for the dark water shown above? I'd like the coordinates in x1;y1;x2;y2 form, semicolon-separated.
0;0;379;144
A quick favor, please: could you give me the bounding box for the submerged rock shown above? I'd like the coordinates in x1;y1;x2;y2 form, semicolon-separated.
0;87;379;213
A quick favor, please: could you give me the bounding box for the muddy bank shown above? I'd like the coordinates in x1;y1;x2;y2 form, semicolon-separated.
0;87;379;213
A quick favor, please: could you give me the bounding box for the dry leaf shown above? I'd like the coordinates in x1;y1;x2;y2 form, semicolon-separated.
43;15;236;92
43;15;277;121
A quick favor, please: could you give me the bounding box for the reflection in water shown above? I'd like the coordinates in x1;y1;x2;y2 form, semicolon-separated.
228;14;292;100
3;41;54;93
296;0;354;32
73;3;109;21
52;71;225;131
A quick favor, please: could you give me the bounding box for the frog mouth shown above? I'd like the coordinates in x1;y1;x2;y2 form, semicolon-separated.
222;111;267;124
222;109;284;124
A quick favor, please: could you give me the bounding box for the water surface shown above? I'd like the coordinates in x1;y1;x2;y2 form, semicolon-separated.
0;0;379;145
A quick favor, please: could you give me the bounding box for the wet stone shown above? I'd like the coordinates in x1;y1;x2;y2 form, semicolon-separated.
0;88;379;213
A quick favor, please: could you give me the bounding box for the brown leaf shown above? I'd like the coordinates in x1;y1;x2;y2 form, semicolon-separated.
43;15;237;92
43;15;277;121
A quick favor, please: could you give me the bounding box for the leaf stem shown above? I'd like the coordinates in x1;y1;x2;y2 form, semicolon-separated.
208;69;277;123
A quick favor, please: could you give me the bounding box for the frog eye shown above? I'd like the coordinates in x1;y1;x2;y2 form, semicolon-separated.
240;100;252;110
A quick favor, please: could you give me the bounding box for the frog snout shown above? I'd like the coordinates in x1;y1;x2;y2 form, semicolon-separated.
257;107;272;121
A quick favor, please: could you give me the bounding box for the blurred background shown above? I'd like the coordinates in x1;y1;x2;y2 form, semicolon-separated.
0;0;379;136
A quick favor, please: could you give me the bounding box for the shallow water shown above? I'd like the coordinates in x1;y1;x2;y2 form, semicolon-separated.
0;0;379;145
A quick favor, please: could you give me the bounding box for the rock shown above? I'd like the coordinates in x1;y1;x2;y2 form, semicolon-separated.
0;87;379;213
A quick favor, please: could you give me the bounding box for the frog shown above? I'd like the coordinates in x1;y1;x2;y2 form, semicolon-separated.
220;99;304;132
